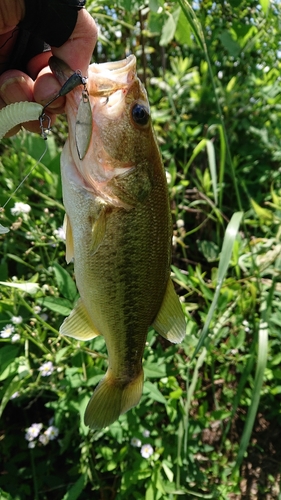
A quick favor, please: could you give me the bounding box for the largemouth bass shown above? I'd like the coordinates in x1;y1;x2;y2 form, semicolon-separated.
50;55;186;429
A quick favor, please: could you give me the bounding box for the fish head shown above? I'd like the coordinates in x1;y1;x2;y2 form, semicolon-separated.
50;55;158;206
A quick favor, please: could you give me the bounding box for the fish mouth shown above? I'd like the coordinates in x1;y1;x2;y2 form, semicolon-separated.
49;54;137;98
87;54;137;98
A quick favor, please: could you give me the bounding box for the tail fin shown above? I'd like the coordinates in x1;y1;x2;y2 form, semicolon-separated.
84;369;144;429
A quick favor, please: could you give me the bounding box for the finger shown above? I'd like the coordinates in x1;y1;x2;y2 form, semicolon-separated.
0;69;57;135
51;9;98;75
0;0;25;34
26;51;51;80
0;70;34;104
33;66;66;114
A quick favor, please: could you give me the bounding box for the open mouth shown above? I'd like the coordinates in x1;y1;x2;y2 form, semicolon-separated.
88;54;137;98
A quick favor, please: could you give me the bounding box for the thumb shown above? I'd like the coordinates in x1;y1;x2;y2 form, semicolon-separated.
51;9;98;75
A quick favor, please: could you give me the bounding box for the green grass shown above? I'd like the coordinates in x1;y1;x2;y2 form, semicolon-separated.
1;0;281;498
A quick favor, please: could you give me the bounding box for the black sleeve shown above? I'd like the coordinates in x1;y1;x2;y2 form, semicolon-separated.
4;0;86;73
20;0;86;47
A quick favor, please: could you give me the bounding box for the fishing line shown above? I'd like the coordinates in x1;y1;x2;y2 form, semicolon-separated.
0;121;50;234
1;142;48;211
0;67;89;234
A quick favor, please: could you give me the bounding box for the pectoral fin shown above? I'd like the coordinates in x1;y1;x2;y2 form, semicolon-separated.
152;278;186;344
91;207;108;255
63;214;74;264
60;297;101;340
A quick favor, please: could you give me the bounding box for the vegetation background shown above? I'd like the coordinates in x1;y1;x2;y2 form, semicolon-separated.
0;0;281;498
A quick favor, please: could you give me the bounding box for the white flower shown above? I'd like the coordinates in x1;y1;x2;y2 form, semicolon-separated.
11;202;31;216
40;313;48;322
25;423;43;441
176;219;185;229
45;425;59;440
39;361;54;376
142;429;150;438
11;315;23;324
11;333;20;343
33;305;42;314
0;324;15;338
131;437;142;447
53;226;66;241
140;443;153;459
28;441;36;449
39;434;49;446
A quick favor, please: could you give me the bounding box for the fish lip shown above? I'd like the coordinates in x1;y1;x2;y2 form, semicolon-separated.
89;54;136;75
49;54;137;97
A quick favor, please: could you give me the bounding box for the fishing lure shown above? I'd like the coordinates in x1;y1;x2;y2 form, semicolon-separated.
0;69;90;234
75;88;92;160
39;68;92;159
0;102;43;140
40;69;88;116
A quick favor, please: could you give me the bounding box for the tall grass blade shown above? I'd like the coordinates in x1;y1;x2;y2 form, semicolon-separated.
192;211;243;358
183;348;207;457
208;124;226;209
206;139;217;205
176;0;242;212
234;321;268;470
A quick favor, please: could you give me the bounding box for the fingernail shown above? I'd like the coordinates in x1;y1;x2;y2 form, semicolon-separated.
0;76;33;104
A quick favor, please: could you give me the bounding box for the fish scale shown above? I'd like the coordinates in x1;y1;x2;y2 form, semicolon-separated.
50;54;186;429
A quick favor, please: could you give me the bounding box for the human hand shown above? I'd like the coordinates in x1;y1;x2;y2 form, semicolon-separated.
0;0;97;135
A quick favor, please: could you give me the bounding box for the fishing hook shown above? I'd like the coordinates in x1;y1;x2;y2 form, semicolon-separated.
39;69;88;118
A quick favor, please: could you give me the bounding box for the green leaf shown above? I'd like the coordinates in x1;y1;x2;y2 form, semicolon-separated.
251;198;273;222
193;211;243;357
160;9;180;46
0;376;23;418
260;0;270;14
53;262;77;302
162;461;174;482
0;345;20;381
149;0;160;12
62;475;86;500
144;361;166;378
175;8;192;45
206;139;217;205
55;346;71;363
0;281;39;294
0;488;14;500
143;381;166;404
219;30;241;57
37;296;73;316
197;240;219;262
235;321;268;468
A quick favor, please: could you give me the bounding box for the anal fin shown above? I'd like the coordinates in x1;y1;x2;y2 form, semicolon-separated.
152;278;186;344
60;297;101;340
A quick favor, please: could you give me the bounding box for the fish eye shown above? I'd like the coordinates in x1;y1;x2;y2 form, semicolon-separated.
131;103;150;126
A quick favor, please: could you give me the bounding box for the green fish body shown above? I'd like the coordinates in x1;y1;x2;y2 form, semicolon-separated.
51;55;186;429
